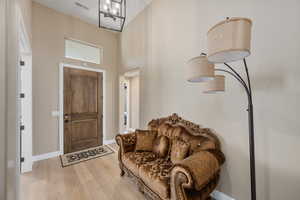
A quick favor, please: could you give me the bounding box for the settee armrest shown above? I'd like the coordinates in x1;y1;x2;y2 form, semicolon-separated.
115;132;137;155
170;151;221;200
115;132;136;176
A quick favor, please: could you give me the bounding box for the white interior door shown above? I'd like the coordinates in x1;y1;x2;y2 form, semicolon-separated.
119;70;140;134
19;15;32;172
20;54;32;173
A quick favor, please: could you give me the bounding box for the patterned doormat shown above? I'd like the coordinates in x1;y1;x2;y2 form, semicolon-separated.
60;145;114;167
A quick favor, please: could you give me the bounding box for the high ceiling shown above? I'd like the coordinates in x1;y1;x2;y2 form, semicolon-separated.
33;0;152;28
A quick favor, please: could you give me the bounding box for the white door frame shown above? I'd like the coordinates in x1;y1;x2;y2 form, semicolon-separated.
125;80;130;130
59;63;107;154
18;6;33;173
124;69;140;131
119;76;130;134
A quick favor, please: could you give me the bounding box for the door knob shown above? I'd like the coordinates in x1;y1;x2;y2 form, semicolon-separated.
64;114;70;123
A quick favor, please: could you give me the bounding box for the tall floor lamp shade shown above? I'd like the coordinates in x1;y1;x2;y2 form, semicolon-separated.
186;17;256;200
207;18;252;63
203;75;225;94
186;55;215;82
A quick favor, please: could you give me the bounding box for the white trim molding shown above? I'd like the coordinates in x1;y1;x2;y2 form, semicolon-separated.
59;63;107;155
211;190;235;200
33;139;115;162
124;68;140;78
32;151;62;162
103;139;115;145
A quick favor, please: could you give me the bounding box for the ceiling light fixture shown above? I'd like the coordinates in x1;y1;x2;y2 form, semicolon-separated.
98;0;126;32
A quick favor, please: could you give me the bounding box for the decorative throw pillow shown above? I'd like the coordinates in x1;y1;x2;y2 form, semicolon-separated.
153;135;170;158
190;139;216;155
135;130;157;152
170;138;190;164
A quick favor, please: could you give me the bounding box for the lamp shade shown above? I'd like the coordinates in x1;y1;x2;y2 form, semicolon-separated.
207;18;252;63
203;75;225;93
186;55;215;82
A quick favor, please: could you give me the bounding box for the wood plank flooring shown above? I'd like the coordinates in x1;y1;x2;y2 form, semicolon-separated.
20;149;145;200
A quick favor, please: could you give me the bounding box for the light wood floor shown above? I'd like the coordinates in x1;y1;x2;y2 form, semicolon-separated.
20;148;145;200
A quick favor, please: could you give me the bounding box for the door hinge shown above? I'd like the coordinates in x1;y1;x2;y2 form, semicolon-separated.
20;60;25;66
20;125;25;131
21;157;25;163
20;93;25;98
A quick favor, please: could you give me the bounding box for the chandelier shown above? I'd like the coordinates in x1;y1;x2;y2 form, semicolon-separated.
98;0;126;32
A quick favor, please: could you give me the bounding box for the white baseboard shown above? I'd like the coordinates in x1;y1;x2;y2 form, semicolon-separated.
103;139;115;145
211;190;235;200
34;140;115;162
33;151;62;162
21;158;33;173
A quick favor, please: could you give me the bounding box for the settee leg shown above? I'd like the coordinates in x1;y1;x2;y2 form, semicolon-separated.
120;169;125;177
119;163;125;177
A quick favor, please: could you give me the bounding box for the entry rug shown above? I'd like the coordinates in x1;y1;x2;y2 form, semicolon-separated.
60;145;114;167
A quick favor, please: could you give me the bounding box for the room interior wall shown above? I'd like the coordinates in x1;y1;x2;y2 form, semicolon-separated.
32;2;119;155
5;1;19;198
119;0;300;199
1;0;32;199
0;1;6;198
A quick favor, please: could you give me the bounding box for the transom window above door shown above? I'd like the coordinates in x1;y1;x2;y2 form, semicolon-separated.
65;39;102;64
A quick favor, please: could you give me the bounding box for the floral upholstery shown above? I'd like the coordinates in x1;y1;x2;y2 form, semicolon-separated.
121;132;137;153
153;135;170;158
122;151;157;176
139;159;173;199
170;138;190;164
175;151;220;191
135;130;157;152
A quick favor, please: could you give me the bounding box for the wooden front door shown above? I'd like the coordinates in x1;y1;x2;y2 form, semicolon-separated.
64;67;103;154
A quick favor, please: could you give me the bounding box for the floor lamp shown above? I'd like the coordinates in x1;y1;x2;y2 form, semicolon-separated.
186;18;256;200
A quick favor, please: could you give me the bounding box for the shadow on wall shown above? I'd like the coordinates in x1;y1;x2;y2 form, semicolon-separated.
252;73;286;91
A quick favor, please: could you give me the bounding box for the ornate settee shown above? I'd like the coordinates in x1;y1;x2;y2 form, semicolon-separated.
116;114;225;200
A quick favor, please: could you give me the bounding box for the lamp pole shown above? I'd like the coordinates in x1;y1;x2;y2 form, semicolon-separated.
244;59;256;200
223;59;256;200
191;17;254;200
203;52;256;200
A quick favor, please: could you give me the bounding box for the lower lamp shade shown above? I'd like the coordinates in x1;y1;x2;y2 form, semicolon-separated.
186;55;215;82
207;18;252;63
203;75;225;94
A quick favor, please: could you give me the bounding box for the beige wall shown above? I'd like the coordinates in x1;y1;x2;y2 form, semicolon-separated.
1;0;32;199
0;1;6;198
5;0;19;196
32;2;119;155
129;76;140;129
120;0;300;199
